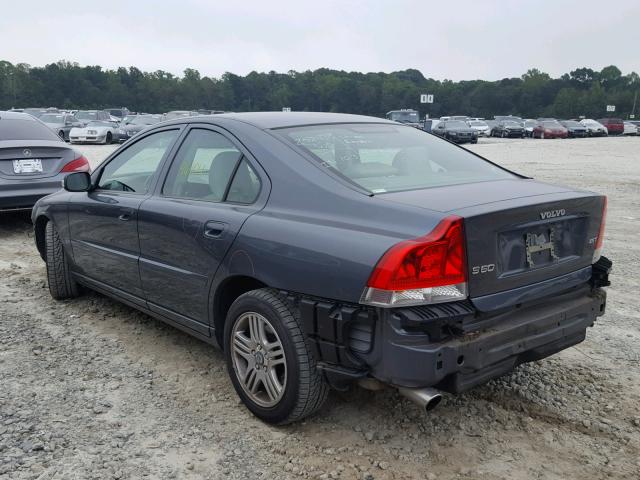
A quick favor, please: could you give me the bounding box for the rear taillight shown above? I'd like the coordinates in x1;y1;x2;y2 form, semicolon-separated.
360;216;468;307
593;197;607;263
61;155;90;173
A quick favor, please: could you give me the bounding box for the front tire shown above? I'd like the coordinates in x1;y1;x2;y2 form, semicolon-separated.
224;289;329;424
105;132;113;144
45;222;80;300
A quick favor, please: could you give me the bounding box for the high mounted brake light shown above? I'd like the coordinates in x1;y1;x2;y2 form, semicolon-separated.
360;215;468;307
61;155;90;173
593;196;607;263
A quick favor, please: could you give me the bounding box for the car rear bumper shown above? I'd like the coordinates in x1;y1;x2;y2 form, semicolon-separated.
295;258;611;393
0;177;63;210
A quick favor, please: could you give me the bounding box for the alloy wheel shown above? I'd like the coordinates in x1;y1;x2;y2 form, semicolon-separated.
230;312;287;408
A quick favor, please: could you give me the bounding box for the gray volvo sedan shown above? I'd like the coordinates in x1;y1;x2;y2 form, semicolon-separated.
31;112;611;424
1;111;90;211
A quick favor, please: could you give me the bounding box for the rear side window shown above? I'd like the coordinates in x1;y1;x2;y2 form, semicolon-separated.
0;118;61;141
278;123;515;193
163;128;260;204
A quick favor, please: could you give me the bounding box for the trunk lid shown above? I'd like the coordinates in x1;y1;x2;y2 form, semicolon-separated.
377;179;605;304
0;141;76;180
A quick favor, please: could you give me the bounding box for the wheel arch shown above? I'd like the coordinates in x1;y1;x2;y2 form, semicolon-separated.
212;275;268;347
34;214;50;260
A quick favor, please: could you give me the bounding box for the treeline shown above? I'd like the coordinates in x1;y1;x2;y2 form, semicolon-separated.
0;60;638;119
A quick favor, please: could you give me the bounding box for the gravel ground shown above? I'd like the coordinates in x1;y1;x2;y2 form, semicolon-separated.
1;137;639;479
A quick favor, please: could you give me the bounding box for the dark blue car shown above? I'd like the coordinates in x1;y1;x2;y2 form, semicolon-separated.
31;112;611;424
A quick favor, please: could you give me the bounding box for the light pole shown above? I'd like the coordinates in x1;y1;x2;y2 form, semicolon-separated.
7;72;16;106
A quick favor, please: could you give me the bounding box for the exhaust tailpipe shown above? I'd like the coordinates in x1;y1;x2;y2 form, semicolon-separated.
398;387;443;413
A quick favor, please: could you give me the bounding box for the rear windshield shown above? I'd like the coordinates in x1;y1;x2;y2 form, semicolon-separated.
39;114;65;123
76;111;98;120
0;119;61;141
278;123;515;193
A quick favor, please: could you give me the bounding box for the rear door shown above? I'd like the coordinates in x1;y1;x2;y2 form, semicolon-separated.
67;127;181;303
138;125;266;333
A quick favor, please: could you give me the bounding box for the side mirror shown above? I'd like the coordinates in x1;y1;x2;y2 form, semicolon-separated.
64;172;92;192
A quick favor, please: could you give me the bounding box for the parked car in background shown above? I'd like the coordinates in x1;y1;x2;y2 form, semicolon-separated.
386;109;422;128
39;113;82;141
75;110;112;126
491;120;525;138
423;119;438;133
69;120;126;144
533;120;568;139
432;120;478;143
106;107;130;120
485;120;498;135
579;119;608;137
560;120;588;138
597;118;624;136
0;111;89;210
623;122;638;136
494;115;524;126
121;114;163;139
163;110;199;121
524;119;538;138
466;119;491;137
31;112;611;424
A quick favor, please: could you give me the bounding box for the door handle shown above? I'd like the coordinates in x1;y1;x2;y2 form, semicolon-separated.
118;213;131;221
204;221;227;238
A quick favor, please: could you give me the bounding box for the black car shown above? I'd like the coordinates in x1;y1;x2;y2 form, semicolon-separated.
491;120;525;138
560;120;588;138
32;112;611;424
0;111;89;211
431;120;478;143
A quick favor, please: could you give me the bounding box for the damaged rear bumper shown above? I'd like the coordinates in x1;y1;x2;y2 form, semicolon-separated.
292;257;611;393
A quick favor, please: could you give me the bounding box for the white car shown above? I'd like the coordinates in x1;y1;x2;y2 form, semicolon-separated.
623;122;638;136
466;119;491;137
579;119;608;137
69;121;126;144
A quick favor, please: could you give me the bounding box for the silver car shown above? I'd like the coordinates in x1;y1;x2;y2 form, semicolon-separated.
0;111;89;210
38;113;82;141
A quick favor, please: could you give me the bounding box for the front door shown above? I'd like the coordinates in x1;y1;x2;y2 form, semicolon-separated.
138;127;264;332
68;128;181;304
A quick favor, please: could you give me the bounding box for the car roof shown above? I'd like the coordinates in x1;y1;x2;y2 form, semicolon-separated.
188;112;395;130
0;111;39;121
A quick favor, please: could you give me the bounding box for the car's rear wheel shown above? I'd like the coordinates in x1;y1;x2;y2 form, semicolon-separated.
45;221;80;300
224;289;329;424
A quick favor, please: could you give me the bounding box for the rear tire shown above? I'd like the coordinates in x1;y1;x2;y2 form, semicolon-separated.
224;289;329;424
45;222;80;300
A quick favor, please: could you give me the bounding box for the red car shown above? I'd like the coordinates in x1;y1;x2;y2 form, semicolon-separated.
597;118;624;136
533;120;568;139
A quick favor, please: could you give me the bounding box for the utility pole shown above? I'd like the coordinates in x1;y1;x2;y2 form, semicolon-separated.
631;91;638;119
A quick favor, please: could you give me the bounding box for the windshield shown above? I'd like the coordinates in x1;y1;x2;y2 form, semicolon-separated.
131;115;160;125
76;111;98;120
86;121;113;127
446;121;467;128
468;121;487;127
388;111;419;123
278;123;515;193
39;114;65;123
525;120;538;127
542;121;561;127
562;121;580;127
503;121;520;127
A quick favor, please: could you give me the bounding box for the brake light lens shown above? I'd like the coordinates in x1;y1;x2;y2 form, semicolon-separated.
61;155;90;173
360;216;468;307
593;197;607;263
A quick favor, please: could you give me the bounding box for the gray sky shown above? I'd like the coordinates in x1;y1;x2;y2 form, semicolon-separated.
2;0;638;80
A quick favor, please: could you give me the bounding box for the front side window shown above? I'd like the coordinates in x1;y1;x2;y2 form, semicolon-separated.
98;129;179;193
278;123;515;194
163;128;260;203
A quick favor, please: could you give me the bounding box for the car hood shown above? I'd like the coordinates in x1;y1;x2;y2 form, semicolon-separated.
70;126;110;134
374;179;576;213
